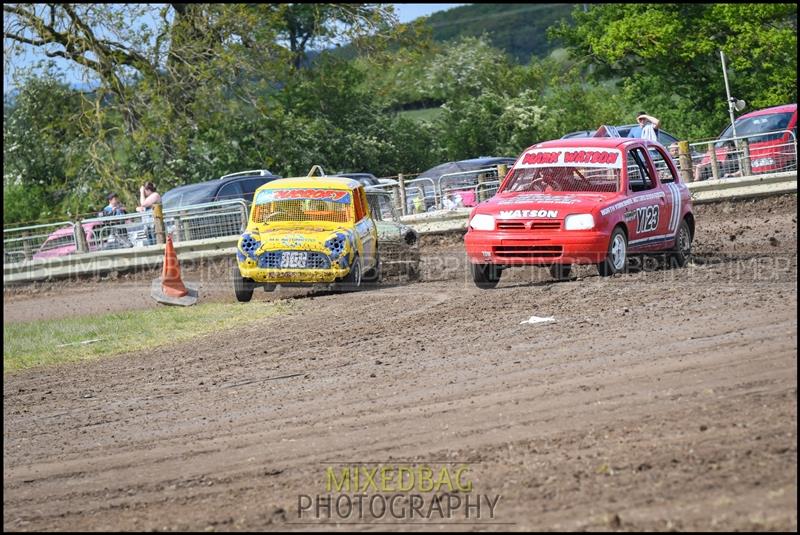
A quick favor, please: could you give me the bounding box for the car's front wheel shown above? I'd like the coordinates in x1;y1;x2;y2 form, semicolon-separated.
598;227;627;277
470;262;501;289
362;252;382;285
338;255;362;291
233;266;254;302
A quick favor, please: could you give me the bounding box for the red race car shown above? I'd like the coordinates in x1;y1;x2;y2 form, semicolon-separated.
464;138;694;288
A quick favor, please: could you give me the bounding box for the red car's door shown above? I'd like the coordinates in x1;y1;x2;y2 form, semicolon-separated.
624;146;670;251
647;145;683;247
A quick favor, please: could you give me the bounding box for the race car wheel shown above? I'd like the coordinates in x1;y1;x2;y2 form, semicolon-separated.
262;283;276;292
549;264;572;281
233;267;255;302
339;255;362;291
669;219;693;268
598;227;627;277
470;262;501;289
362;252;382;284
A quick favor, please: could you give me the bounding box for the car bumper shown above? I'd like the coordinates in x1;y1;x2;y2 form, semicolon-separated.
465;230;610;265
239;265;349;283
237;252;350;283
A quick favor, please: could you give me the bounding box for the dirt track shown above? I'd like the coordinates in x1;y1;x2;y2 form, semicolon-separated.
3;195;797;531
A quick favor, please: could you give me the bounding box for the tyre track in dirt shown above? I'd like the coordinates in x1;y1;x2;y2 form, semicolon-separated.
4;195;797;531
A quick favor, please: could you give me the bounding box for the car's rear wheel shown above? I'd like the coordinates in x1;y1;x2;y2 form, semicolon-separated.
263;283;276;292
470;262;501;289
549;264;572;281
233;266;255;302
598;227;627;277
669;219;692;268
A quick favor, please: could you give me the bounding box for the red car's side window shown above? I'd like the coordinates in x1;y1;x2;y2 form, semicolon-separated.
627;147;657;192
648;147;678;184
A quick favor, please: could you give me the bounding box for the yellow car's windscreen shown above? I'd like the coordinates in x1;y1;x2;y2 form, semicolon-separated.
253;188;353;224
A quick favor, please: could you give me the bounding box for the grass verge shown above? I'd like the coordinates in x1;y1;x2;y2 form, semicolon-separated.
4;300;290;373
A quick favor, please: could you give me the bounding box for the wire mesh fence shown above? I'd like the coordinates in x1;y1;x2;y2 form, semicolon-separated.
688;129;797;181
3;221;77;264
164;200;249;242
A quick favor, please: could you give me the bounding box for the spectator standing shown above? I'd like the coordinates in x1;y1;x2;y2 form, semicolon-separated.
135;182;161;245
136;182;161;212
628;112;661;142
100;192;126;216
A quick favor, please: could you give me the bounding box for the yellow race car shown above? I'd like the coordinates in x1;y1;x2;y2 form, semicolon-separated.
234;167;379;301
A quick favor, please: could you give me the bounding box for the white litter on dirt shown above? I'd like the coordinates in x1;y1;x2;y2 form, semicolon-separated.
520;316;556;325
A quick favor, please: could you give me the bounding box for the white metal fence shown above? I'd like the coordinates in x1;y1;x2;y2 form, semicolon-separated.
3;220;76;265
3;200;249;265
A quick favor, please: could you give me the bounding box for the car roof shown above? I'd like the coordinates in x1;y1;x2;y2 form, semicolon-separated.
457;156;516;165
337;172;377;178
163;180;219;197
562;124;679;140
534;137;642;150
418;156;516;179
163;172;279;197
738;103;797;119
258;175;362;191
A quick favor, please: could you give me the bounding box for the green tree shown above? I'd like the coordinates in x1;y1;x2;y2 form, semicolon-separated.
550;3;797;138
425;36;515;102
3;76;94;222
3;3;402;222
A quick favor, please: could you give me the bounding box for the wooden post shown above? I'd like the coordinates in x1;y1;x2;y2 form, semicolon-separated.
477;172;488;202
22;231;33;261
678;141;693;184
174;215;185;241
494;164;508;199
398;173;407;216
392;183;403;215
239;204;249;232
74;220;89;253
740;138;752;177
153;203;166;245
708;142;720;181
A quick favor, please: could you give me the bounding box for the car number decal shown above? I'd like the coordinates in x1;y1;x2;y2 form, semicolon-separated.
635;205;659;233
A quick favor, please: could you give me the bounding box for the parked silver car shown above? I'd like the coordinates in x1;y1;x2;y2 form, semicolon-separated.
366;189;420;280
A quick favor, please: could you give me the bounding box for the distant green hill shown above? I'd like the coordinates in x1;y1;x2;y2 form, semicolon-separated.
424;3;577;63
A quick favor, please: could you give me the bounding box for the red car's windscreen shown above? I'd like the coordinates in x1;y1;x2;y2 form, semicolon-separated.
502;147;622;193
716;112;795;147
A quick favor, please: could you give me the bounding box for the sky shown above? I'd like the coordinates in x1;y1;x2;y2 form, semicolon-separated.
394;3;464;23
3;4;465;91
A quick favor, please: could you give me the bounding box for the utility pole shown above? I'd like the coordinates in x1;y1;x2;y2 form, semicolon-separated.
720;51;738;140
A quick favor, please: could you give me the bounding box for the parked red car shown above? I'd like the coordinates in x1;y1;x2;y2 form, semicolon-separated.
696;103;797;180
464;138;693;288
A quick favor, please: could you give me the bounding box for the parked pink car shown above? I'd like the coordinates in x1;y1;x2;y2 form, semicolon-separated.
32;222;103;260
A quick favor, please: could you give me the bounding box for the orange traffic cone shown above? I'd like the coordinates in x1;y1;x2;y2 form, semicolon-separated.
161;235;188;297
151;234;198;306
